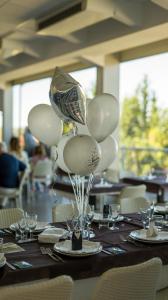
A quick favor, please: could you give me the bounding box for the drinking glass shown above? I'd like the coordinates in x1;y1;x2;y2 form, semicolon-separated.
147;202;155;223
108;204;120;230
26;214;37;239
140;208;149;229
85;212;94;239
18;218;27;240
66;217;79;239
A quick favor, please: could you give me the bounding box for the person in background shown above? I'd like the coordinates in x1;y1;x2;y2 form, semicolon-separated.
30;143;47;171
24;127;37;158
0;141;26;188
9;136;29;167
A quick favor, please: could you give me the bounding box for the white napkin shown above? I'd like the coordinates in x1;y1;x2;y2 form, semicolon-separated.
146;222;158;238
38;228;67;243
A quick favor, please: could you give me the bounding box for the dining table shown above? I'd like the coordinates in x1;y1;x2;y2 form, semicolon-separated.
0;214;168;299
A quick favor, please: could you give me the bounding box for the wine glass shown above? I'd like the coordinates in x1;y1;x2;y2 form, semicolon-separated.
85;210;94;239
147;202;155;224
26;214;37;239
140;208;149;229
108;204;120;230
18;218;27;241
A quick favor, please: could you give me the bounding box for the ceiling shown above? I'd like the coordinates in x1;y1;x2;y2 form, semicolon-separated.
0;0;167;84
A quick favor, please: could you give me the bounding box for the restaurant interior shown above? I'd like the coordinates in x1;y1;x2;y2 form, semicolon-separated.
0;0;168;299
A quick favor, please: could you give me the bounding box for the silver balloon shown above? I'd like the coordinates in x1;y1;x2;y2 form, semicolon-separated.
49;67;86;125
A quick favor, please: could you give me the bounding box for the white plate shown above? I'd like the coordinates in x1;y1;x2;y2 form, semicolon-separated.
93;213;124;223
10;221;50;232
130;229;168;243
54;240;102;257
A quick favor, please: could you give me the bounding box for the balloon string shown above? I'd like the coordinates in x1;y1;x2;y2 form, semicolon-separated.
69;173;94;219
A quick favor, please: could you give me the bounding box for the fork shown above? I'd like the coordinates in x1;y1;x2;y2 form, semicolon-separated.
46;248;64;263
40;247;58;262
40;247;64;262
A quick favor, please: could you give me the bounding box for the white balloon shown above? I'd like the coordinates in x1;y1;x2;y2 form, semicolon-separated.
95;136;118;173
57;135;72;173
87;93;119;142
28;104;63;146
64;135;101;176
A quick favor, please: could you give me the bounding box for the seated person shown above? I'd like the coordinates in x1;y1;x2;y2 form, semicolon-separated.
9;136;29;167
0;141;26;188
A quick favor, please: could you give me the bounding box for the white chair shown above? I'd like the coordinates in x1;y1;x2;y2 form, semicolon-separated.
120;196;150;213
92;258;162;300
0;275;73;300
0;208;24;228
52;203;91;222
103;169;119;183
31;159;53;188
118;184;146;201
0;169;29;208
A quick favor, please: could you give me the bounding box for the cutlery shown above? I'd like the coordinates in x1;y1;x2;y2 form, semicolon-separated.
4;229;12;234
6;261;16;270
119;234;141;247
40;247;59;262
46;248;64;263
40;247;64;262
102;249;111;255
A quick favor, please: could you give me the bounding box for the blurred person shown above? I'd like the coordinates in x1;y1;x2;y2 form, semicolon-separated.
24;127;37;157
9;136;29;167
30;143;47;171
0;141;26;188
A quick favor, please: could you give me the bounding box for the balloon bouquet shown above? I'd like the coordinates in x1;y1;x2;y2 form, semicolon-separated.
28;67;119;227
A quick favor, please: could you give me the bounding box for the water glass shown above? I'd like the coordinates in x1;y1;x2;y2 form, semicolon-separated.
108;204;120;230
0;238;3;252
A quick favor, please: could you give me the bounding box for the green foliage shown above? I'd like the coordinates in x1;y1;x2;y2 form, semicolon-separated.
120;75;168;175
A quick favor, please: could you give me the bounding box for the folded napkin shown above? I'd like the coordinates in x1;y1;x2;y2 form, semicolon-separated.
38;228;67;243
2;243;25;254
146;222;158;238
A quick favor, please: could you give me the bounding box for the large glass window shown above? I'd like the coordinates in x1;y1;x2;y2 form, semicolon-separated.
120;52;168;176
12;67;97;137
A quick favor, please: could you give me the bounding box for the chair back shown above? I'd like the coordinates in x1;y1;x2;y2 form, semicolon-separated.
92;258;162;300
103;169;119;183
119;185;146;200
32;159;53;177
0;208;24;228
0;275;73;300
52;203;90;222
120;196;150;213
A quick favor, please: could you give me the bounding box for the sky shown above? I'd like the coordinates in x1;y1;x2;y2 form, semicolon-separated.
120;52;168;107
12;52;168;130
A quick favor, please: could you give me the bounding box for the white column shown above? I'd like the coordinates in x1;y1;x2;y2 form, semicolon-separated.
102;55;120;173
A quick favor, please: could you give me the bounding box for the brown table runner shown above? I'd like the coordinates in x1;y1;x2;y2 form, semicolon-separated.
0;214;168;286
